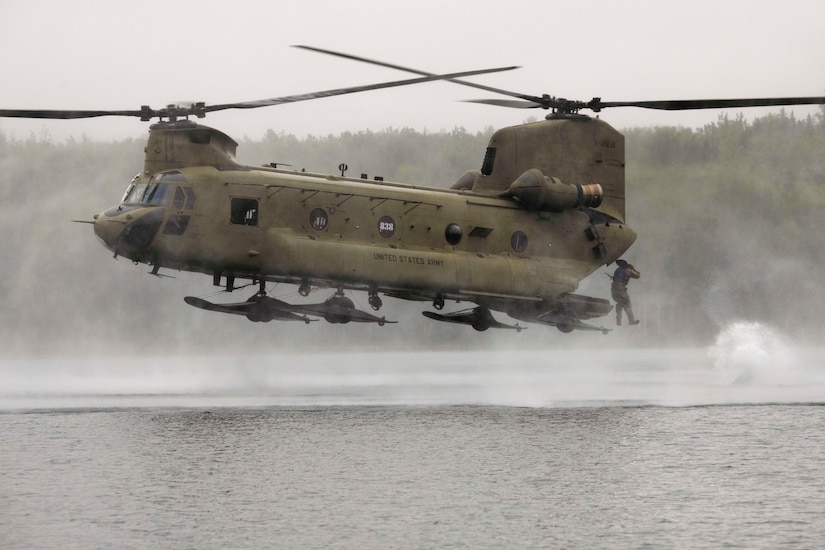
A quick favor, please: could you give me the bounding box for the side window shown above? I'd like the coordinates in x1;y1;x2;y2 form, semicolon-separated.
184;187;196;210
172;186;197;210
231;198;259;226
172;187;186;209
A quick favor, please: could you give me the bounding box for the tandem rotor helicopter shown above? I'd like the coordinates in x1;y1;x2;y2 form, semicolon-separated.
3;46;824;334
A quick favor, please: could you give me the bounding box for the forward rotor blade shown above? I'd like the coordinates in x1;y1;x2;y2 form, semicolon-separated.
462;99;543;109
0;108;145;119
0;65;517;121
202;66;519;113
595;96;825;111
294;45;539;104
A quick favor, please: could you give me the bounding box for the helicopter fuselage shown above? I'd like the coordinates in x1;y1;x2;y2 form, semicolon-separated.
91;119;636;331
97;166;632;295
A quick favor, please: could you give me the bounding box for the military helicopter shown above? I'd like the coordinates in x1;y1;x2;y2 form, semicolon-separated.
3;47;824;334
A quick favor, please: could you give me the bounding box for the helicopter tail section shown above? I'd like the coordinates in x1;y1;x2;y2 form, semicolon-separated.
465;116;627;223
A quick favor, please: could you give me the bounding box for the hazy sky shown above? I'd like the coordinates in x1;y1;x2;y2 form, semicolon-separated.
1;0;824;141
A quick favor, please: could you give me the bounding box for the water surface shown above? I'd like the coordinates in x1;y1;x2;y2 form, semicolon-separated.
2;323;824;549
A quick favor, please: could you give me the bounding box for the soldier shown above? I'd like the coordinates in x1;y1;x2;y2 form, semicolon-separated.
611;259;640;326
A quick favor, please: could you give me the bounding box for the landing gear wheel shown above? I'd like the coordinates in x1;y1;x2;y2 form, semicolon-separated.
298;279;311;297
368;291;383;311
433;294;445;310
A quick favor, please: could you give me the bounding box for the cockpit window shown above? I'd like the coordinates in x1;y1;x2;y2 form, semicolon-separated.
172;187;197;210
123;180;149;204
122;180;170;205
121;174;141;203
184;187;196;210
143;183;171;205
172;187;186;209
122;172;187;206
158;171;189;183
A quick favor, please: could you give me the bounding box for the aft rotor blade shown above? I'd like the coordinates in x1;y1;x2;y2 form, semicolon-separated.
294;45;541;104
462;95;825;114
595;96;825;112
293;46;825;116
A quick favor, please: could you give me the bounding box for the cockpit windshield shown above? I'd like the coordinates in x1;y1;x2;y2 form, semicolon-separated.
121;173;178;206
121;174;145;204
143;182;172;205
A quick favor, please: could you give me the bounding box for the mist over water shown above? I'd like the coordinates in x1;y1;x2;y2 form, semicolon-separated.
710;321;801;385
3;321;823;411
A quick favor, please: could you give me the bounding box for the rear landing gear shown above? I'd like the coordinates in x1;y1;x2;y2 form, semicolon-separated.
368;290;383;311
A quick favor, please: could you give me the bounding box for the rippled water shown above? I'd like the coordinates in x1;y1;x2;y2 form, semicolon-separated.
2;323;824;549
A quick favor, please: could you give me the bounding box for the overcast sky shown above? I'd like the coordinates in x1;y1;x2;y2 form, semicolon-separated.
1;0;824;141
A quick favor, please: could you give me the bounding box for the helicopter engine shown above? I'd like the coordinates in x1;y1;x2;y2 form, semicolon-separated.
507;169;603;212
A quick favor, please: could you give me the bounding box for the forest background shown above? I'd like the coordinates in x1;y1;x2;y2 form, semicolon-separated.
1;109;824;356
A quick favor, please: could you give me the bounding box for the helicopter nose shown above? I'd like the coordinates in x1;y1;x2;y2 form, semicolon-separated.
93;212;123;250
94;206;165;257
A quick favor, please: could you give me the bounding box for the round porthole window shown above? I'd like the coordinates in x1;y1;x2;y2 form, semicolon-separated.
445;223;462;245
310;208;328;231
511;230;528;253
